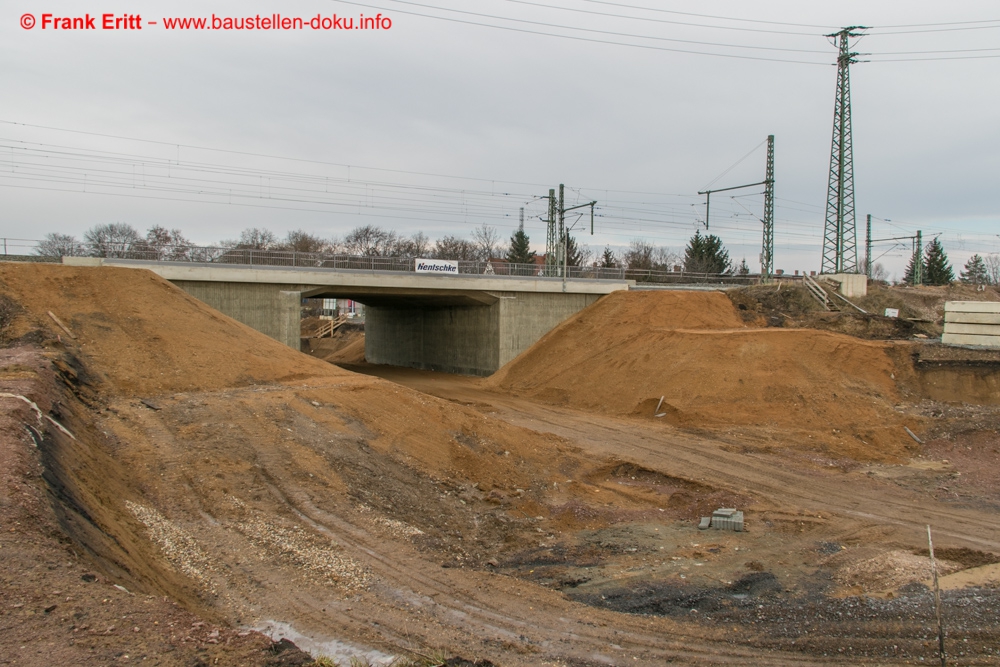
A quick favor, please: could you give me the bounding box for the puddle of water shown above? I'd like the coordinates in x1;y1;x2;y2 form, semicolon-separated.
255;619;397;666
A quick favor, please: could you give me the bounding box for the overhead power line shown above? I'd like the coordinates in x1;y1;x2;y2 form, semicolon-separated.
500;0;830;35
330;0;834;64
333;0;1000;63
575;0;836;29
350;0;832;53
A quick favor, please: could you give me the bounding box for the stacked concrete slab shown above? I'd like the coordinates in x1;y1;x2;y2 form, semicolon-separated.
698;508;744;532
942;301;1000;348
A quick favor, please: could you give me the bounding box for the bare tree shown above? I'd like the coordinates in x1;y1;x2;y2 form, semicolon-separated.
433;235;478;260
235;227;278;250
871;262;889;282
342;225;398;256
395;232;430;258
471;224;501;261
326;235;344;255
653;246;679;271
281;229;328;253
35;233;84;258
84;223;141;258
985;254;1000;285
139;225;192;260
622;239;656;270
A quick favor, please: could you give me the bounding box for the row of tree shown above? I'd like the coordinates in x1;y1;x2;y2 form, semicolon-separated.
46;222;996;282
38;223;537;265
902;238;1000;286
38;222;726;272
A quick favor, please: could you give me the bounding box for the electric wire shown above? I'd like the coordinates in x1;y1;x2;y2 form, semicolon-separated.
376;0;832;51
329;0;835;64
498;0;830;36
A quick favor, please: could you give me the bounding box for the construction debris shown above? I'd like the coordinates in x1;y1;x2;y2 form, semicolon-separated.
698;508;745;532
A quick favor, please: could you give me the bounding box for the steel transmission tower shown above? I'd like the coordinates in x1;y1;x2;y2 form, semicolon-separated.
761;134;775;281
544;188;557;276
821;27;866;275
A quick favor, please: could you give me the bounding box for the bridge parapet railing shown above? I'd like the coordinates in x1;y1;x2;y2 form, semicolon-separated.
15;238;764;285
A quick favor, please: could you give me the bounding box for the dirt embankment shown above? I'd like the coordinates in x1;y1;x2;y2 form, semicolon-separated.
728;281;1000;340
2;264;771;666
0;264;342;396
487;290;921;462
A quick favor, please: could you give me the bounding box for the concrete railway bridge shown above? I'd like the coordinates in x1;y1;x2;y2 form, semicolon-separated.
66;257;632;376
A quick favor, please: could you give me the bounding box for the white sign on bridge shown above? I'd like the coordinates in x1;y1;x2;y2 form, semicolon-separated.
415;258;459;275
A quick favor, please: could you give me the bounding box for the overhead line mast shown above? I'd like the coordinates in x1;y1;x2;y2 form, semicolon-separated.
821;26;866;275
761;134;775;282
697;134;774;279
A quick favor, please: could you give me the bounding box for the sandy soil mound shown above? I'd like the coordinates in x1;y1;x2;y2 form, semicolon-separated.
0;264;341;396
488;290;918;462
304;330;366;365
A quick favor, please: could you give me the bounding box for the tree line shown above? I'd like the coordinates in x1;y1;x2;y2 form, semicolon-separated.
902;237;1000;286
36;222;739;273
43;222;996;283
37;222;541;265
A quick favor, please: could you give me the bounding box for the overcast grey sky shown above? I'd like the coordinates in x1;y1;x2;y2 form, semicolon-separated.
3;0;999;278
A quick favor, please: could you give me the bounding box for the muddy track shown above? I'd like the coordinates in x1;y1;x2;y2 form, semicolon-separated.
485;397;1000;551
234;448;840;666
357;367;1000;552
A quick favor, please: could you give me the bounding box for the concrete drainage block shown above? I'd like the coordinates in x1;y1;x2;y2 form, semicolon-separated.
698;508;744;532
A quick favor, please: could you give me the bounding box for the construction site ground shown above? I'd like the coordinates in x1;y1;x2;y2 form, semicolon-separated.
3;264;1000;666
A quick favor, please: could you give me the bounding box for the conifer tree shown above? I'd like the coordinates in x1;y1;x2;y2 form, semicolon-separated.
506;221;535;265
683;230;732;274
960;254;989;285
903;250;920;285
565;234;584;267
599;246;617;268
923;238;954;285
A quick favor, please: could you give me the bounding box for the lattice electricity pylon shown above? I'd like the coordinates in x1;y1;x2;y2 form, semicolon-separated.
821;27;866;275
544;188;557;276
761;134;775;281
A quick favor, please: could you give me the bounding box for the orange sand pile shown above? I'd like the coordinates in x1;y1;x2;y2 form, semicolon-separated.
488;290;918;461
0;263;343;395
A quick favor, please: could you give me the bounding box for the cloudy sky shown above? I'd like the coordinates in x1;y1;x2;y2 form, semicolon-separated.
3;0;999;278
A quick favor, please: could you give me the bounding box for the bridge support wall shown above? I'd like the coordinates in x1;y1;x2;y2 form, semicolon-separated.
365;291;600;376
172;281;308;349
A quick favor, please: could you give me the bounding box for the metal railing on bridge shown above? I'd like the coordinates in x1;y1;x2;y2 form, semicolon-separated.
7;238;763;286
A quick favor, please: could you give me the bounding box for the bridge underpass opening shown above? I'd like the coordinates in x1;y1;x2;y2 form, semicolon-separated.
302;286;602;376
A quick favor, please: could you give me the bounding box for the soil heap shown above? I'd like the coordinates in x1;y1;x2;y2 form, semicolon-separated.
488;290;919;462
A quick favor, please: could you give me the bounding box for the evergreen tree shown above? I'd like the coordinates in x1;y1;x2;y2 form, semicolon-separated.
960;254;989;285
565;234;584;267
599;246;618;268
683;230;731;274
736;258;750;276
923;237;954;285
506;221;535;265
903;249;921;285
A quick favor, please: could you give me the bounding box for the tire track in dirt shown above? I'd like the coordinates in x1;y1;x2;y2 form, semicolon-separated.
483;396;1000;551
256;461;835;666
